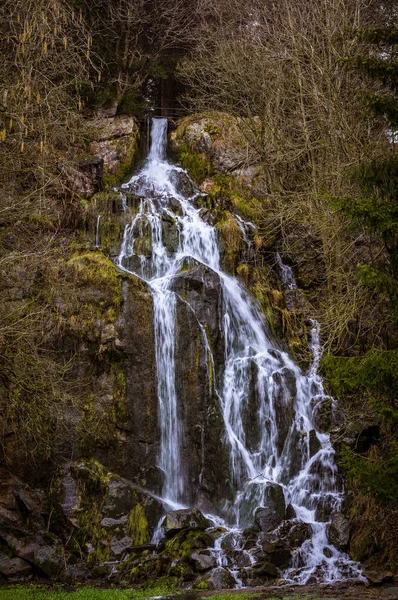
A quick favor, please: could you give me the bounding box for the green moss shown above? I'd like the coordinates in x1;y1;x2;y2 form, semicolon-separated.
215;211;243;274
127;504;149;545
195;581;210;590
237;262;250;283
177;144;209;184
67;251;123;307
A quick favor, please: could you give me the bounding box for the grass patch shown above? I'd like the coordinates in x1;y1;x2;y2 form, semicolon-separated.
0;585;179;600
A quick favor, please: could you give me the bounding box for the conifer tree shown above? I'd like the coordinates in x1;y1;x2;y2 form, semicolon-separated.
333;4;398;318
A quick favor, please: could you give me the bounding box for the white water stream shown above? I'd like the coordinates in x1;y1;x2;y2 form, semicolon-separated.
114;118;363;585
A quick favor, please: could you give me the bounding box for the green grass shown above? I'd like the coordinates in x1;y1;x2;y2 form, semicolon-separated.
0;586;178;600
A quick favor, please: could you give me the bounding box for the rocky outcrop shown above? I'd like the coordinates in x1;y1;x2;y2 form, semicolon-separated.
90;116;139;183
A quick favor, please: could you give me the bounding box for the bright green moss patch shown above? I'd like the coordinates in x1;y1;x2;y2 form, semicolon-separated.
127;504;149;545
177;144;209;184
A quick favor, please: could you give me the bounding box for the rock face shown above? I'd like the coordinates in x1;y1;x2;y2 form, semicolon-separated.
172;263;231;508
170;114;261;175
90;116;139;180
254;483;286;532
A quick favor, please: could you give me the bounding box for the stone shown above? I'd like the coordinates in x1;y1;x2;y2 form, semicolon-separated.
62;158;103;198
5;532;64;577
190;551;216;572
0;555;32;578
110;536;134;558
90;116;139;178
194;566;236;589
283;522;312;548
313;399;334;433
286;504;296;520
327;513;350;550
164;509;211;538
170;169;197;198
254;483;286;532
363;568;394;585
309;429;321;457
252;561;279;578
315;494;338;522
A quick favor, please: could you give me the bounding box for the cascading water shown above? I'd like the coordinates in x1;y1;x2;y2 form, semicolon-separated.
114;118;364;585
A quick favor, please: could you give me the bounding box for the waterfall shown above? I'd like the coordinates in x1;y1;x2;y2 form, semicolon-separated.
116;118;364;585
95;215;101;248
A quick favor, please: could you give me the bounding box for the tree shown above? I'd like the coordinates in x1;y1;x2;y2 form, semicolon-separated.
332;2;398;318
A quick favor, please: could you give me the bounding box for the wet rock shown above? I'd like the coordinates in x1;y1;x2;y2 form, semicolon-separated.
327;513;350;550
309;429;321;457
263;544;291;568
252;561;279;578
190;551;216;572
313;399;334;433
286;504;296;520
162;213;180;254
254;483;286;532
315;494;338;522
284;522;312;548
194;566;236;589
170;169;197;197
323;547;333;558
164;509;210;538
230;549;252;568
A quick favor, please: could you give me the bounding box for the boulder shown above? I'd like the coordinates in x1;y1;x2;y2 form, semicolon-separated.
5;532;64;577
362;568;394;585
0;555;32;579
190;551;216;572
194;566;236;589
254;483;286;532
327;513;350;550
164;509;211;538
252;561;279;578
